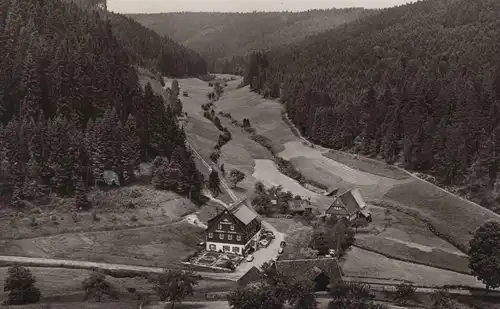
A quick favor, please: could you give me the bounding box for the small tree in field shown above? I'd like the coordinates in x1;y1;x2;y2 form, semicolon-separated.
229;169;245;188
153;268;200;309
3;266;41;305
394;283;416;304
82;271;118;302
208;169;221;197
469;220;500;290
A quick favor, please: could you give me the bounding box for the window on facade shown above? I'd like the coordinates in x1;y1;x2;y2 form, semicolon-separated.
209;244;216;250
230;225;235;231
223;246;230;252
219;234;224;239
218;224;222;230
228;234;232;240
208;232;213;238
236;235;241;241
232;247;240;253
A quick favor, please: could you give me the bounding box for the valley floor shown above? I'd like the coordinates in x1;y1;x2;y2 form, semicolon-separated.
1;73;499;307
173;74;497;288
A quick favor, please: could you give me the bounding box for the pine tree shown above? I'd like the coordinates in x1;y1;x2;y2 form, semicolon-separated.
121;115;140;183
208;169;221;197
47;117;74;195
75;175;91;210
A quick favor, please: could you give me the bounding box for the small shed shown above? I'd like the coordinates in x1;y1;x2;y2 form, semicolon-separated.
237;266;262;287
274;258;343;291
287;200;312;216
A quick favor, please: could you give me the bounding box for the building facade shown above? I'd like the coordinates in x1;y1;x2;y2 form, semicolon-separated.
324;188;371;222
205;199;261;255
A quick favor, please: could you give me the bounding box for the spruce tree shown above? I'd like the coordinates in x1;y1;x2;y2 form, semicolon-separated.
121;115;140;183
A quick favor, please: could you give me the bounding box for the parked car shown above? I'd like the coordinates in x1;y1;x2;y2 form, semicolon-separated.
246;254;254;262
328;249;336;255
198;241;205;247
278;248;284;254
280;241;287;248
183;91;189;97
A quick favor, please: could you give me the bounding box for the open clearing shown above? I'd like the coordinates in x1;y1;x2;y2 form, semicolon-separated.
142;76;497;286
0;185;222;267
341;247;484;289
0;267;235;306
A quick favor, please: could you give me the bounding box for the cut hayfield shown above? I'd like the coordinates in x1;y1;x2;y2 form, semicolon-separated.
341;247;485;288
0;221;205;268
278;141;407;201
0;267;236;307
253;159;319;200
0;267;152;300
383;180;500;252
324;150;409;180
214;86;296;151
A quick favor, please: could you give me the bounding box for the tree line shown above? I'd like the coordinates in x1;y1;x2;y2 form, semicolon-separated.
244;0;500;212
67;0;208;77
0;0;203;208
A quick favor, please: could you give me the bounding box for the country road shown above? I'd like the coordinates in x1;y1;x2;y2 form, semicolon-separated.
0;254;240;281
186;134;285;274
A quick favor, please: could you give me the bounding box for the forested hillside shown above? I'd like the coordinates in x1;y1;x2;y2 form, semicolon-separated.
0;0;203;208
63;0;207;77
128;9;373;73
245;0;500;211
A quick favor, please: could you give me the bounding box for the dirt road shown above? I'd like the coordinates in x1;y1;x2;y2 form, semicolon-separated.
0;254;239;281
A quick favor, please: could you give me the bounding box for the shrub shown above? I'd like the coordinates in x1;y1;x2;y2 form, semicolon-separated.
394;283;416;303
130;215;138;222
203;111;212;120
129;190;142;198
210;151;221;163
92;211;100;222
72;212;79;223
50;215;58;225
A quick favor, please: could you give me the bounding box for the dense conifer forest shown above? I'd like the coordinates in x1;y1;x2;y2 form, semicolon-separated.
129;9;373;73
0;0;203;208
65;0;208;77
245;0;500;211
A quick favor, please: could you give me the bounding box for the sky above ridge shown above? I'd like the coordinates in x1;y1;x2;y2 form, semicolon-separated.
108;0;412;14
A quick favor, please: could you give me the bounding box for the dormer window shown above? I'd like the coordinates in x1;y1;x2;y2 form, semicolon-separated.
236;235;241;241
208;232;213;238
218;224;222;230
230;225;235;231
219;234;224;239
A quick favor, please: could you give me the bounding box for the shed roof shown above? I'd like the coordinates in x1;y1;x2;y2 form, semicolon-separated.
338;189;367;215
275;258;342;282
237;266;262;286
229;198;258;225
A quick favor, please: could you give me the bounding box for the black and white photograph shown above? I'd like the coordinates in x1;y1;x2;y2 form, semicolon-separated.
1;0;500;308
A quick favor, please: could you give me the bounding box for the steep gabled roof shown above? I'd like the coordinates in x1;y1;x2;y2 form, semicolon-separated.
229;198;258;225
275;258;342;282
337;189;367;215
207;198;259;228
